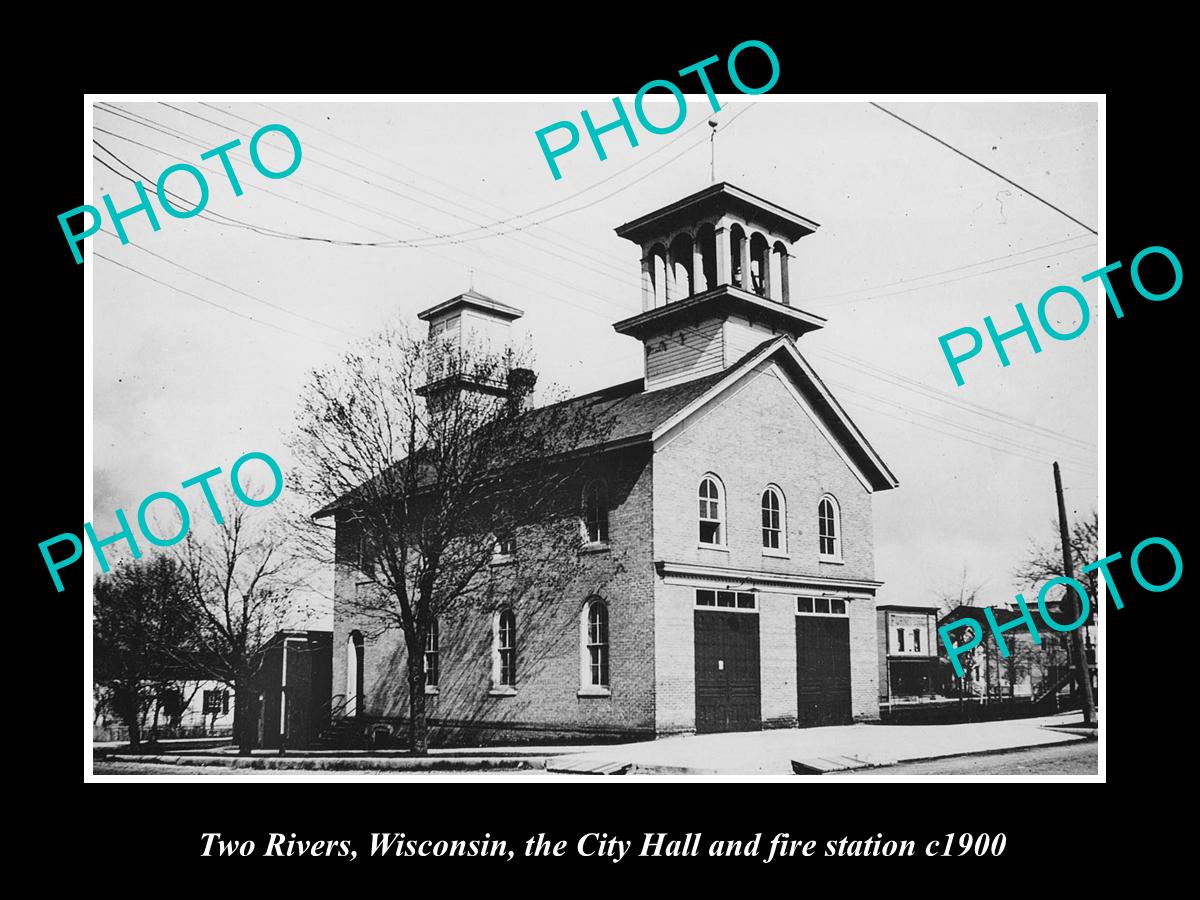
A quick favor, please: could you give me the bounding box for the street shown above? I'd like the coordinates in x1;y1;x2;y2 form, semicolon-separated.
94;740;1097;777
835;741;1097;776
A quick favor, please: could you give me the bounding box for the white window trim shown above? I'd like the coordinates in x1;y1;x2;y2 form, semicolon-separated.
580;479;611;550
761;484;787;556
817;493;844;563
578;599;611;697
796;595;850;616
698;473;728;549
694;588;759;613
423;620;440;694
491;533;517;566
490;608;517;695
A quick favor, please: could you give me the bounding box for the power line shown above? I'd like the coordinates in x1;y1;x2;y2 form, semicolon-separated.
93;139;633;325
869;103;1097;235
842;393;1097;475
99;229;358;339
152;102;639;289
802;234;1095;304
96;110;637;316
810;347;1097;451
94;120;421;247
205;101;636;274
95;251;340;349
254;99;727;242
805;241;1097;309
636;308;1097;460
399;109;753;245
825;378;1097;471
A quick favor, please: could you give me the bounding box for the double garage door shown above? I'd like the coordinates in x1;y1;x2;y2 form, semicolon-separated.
694;610;852;733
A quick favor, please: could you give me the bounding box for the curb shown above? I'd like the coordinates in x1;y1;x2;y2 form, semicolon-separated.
107;754;549;772
819;733;1092;774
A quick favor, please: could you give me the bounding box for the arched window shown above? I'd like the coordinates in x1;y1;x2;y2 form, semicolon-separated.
357;528;375;578
582;480;609;545
698;475;724;546
650;243;669;308
496;609;516;687
729;224;747;288
772;240;791;305
345;631;364;716
582;599;610;689
818;495;841;560
669;232;694;299
696;222;717;292
423;619;439;689
749;232;770;297
762;486;785;552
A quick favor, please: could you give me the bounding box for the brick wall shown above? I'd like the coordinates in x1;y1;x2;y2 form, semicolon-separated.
653;362;877;581
653;360;883;729
848;593;880;720
877;608;889;702
759;590;799;729
331;446;657;746
653;582;695;735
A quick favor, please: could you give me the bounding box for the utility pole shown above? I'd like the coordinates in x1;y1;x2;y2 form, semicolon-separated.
1054;462;1096;726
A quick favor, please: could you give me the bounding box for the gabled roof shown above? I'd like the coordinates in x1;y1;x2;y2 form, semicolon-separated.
614;182;821;245
417;289;524;322
650;336;899;492
315;335;899;517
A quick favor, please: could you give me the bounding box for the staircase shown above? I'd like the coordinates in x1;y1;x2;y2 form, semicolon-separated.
310;696;368;751
312;715;367;751
1033;669;1076;709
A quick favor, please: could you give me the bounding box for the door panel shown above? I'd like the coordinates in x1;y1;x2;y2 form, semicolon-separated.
695;611;762;734
796;615;852;727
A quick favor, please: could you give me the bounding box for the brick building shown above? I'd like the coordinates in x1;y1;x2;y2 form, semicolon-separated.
325;183;898;745
877;604;940;708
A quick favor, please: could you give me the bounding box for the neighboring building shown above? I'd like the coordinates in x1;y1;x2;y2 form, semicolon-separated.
93;679;234;742
877;604;939;707
937;601;1097;705
325;182;899;745
248;631;333;750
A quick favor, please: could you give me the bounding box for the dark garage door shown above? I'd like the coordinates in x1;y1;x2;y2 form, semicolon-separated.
694;611;761;734
796;616;852;727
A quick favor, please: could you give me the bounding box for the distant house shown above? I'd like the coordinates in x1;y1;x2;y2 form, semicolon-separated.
93;678;234;742
937;601;1096;705
247;631;333;751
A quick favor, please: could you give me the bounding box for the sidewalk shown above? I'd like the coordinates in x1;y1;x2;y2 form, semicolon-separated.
101;713;1091;774
550;713;1092;775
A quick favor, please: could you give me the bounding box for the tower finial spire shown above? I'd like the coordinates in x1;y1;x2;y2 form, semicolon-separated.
468;267;474;291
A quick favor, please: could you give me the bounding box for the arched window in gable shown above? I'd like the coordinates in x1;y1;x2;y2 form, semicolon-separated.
698;475;725;546
762;485;786;552
818;494;842;561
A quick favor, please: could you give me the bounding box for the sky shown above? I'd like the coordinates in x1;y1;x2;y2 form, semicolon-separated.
90;98;1099;626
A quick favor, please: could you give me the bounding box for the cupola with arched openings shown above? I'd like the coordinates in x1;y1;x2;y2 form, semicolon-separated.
613;182;826;391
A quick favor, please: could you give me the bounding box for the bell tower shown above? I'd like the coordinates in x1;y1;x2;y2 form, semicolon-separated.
613;182;826;391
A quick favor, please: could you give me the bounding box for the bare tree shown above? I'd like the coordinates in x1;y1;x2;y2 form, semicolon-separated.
933;565;989;619
173;496;306;755
1014;508;1098;704
931;567;990;697
93;555;193;751
288;317;609;754
1014;509;1099;599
